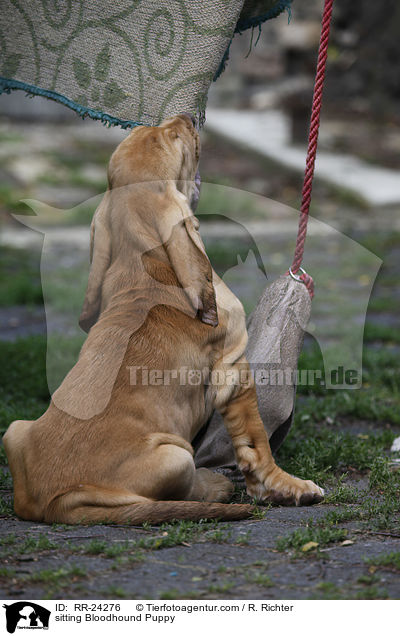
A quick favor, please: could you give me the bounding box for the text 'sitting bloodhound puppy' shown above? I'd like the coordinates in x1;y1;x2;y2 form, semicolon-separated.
3;115;324;524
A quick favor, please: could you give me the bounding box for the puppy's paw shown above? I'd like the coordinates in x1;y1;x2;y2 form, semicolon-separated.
192;468;234;503
247;470;324;507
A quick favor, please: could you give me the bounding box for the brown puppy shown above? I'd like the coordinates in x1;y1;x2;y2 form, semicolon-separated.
3;115;324;525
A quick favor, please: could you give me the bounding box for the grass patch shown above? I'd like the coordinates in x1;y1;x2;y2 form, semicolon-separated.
323;497;399;532
312;579;388;600
158;588;200;600
277;416;396;485
37;170;106;194
0;245;42;306
354;586;388;599
0;535;58;554
295;343;400;432
368;296;398;313
276;523;348;553
67;520;233;557
324;480;360;504
78;539;143;560
0;469;12;489
303;465;400;542
43;263;89;315
364;323;400;344
276;342;400;484
0;336;50;434
0;184;30;213
368;456;397;491
139;519;232;550
29;565;86;585
365;552;400;571
245;572;273;587
207;581;235;594
0;566;16;578
104;585;128;599
197;185;262;222
0;533;16;546
313;581;344;599
235;531;251;545
0;495;14;516
357;574;381;585
0;129;24;143
18;535;57;553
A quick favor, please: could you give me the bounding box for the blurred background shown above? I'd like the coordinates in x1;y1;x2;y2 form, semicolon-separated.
0;0;399;497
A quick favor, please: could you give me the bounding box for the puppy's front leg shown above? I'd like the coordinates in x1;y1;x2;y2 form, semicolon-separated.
218;372;324;506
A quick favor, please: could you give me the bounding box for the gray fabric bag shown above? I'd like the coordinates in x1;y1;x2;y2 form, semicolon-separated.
194;276;311;482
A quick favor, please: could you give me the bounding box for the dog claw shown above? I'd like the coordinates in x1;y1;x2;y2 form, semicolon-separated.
267;490;296;506
298;491;324;506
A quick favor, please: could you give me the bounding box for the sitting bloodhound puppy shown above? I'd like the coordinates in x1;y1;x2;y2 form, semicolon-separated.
3;115;324;524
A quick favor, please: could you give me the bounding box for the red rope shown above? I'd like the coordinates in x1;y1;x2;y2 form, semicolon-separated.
289;0;334;298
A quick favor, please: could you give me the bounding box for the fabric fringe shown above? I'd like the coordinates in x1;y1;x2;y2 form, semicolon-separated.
236;0;292;33
0;78;140;129
214;0;292;82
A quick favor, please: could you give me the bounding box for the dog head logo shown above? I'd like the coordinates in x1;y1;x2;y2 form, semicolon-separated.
13;182;381;400
3;602;50;633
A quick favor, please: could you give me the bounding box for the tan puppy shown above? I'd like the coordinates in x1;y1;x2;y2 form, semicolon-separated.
3;115;324;525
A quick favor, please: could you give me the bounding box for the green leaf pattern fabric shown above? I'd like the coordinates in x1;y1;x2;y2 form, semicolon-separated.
0;0;290;127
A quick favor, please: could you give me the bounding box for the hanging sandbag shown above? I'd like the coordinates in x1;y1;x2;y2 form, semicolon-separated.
193;275;311;481
0;0;291;127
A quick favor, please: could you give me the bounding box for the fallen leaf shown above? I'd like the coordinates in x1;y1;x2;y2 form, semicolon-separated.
181;542;191;547
301;541;319;552
341;540;354;546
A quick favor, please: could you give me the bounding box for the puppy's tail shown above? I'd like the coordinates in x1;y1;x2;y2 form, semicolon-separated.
44;485;255;524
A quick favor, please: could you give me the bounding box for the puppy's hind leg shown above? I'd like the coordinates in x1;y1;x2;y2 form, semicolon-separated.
44;435;248;524
186;468;234;503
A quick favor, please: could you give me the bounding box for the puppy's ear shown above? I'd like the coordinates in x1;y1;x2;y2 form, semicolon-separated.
79;191;111;332
160;205;218;327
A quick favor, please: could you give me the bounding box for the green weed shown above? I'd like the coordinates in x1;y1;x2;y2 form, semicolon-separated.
104;585;128;598
245;572;273;587
0;245;42;306
0;566;16;578
276;523;348;552
365;551;400;570
17;535;58;553
235;531;251;545
207;581;235;594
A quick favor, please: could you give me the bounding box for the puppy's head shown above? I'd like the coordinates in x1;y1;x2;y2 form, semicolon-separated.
79;114;217;332
108;114;200;200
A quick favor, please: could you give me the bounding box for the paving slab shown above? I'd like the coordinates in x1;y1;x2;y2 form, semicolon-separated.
206;109;400;208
